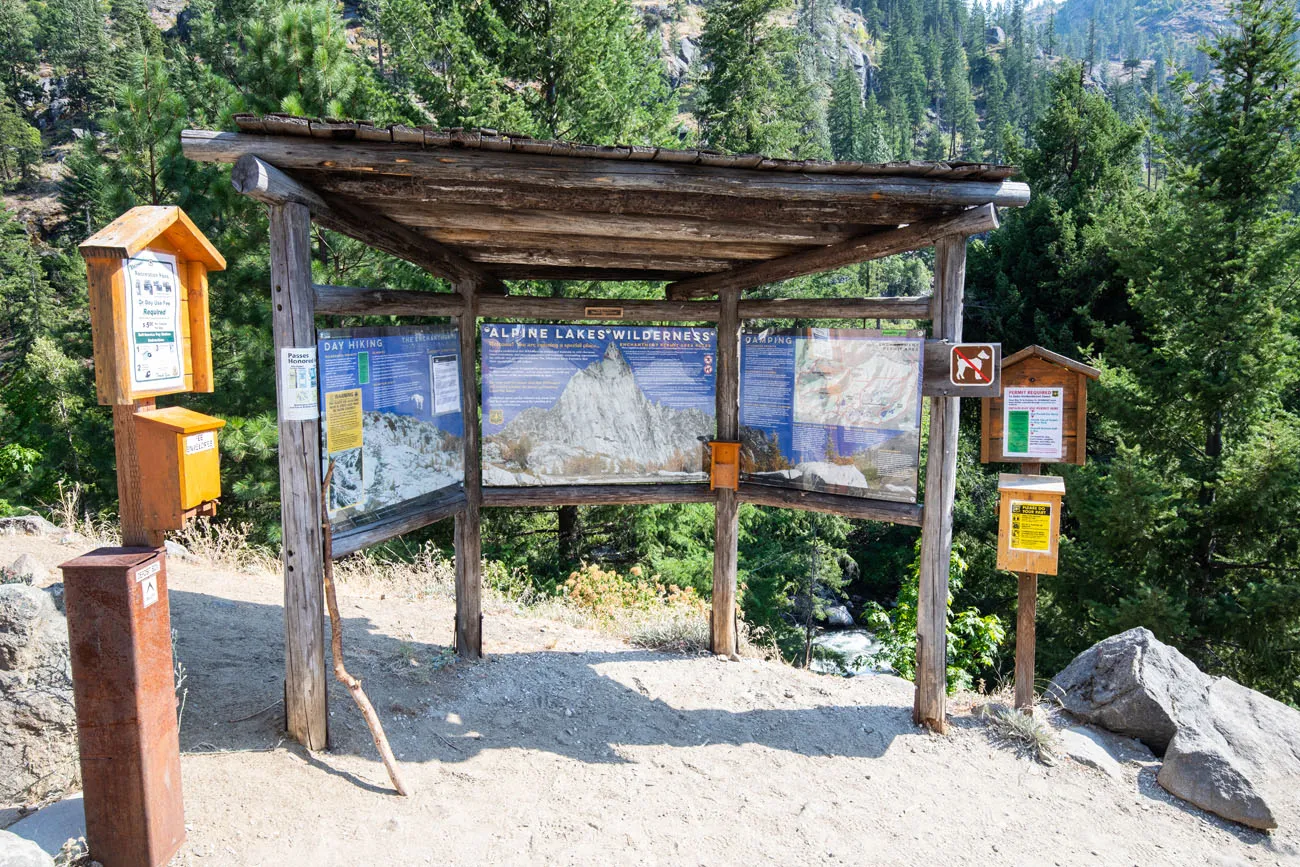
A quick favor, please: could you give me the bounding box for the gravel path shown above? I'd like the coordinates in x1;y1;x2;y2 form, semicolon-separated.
4;535;1299;866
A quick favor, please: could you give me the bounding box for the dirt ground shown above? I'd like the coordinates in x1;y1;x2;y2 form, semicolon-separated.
5;533;1300;866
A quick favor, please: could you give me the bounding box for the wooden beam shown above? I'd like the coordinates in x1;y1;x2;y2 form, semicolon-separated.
422;228;805;261
453;279;483;659
914;234;967;734
314;284;465;318
737;484;925;525
481;484;713;507
313;283;931;322
184;132;1031;210
737;296;931;320
464;247;736;274
231;154;498;289
667;205;999;300
711;289;740;657
378;202;867;246
304;173;965;229
330;492;468;559
268;202;329;751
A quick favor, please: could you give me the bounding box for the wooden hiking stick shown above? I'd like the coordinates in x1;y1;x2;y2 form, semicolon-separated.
321;461;410;796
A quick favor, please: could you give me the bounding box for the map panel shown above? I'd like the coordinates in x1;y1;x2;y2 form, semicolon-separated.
740;328;924;503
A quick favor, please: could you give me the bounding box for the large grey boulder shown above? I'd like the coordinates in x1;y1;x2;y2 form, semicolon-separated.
1050;627;1300;830
0;516;59;537
0;585;78;803
1157;678;1300;830
1046;627;1209;753
0;830;55;867
4;554;46;585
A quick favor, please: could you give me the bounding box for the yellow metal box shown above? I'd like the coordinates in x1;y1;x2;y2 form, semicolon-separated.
996;473;1065;576
134;406;225;531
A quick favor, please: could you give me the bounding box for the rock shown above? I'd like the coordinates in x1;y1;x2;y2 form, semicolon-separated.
164;540;194;561
5;795;84;859
1156;678;1300;830
41;584;64;614
0;830;55;867
1051;627;1300;829
1059;726;1124;781
677;36;697;66
5;555;46;585
0;585;58;671
986;25;1005;44
0;516;59;537
823;604;854;628
0;586;77;803
1045;627;1209;753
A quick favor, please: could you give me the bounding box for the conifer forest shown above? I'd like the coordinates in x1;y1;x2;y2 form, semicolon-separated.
2;0;1300;705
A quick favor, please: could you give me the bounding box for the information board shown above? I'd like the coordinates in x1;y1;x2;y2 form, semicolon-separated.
124;250;186;393
1002;386;1064;460
317;326;464;531
481;323;716;485
740;328;924;503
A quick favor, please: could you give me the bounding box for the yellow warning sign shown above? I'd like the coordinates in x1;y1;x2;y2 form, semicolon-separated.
1009;500;1052;553
325;389;363;453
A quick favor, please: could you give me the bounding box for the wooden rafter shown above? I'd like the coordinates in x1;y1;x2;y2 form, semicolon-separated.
231;154;500;289
665;205;1000;300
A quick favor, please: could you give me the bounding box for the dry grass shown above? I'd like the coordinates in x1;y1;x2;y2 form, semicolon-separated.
977;700;1059;765
41;481;117;546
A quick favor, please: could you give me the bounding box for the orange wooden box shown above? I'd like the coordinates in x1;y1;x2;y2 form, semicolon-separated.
80;207;225;405
708;441;740;491
996;473;1064;575
135;406;225;531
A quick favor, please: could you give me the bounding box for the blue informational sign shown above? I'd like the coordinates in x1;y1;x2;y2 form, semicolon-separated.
317;326;464;530
480;323;716;485
740;328;924;503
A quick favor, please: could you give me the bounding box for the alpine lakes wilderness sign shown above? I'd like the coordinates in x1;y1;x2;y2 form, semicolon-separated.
316;323;991;507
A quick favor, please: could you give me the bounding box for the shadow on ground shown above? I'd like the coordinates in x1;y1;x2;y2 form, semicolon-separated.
170;589;917;768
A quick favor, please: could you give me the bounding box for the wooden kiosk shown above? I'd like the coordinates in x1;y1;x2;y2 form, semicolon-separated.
181;116;1030;745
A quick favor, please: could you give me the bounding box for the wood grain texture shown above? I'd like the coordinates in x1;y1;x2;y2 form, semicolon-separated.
112;400;164;547
1015;572;1038;712
481;484;713;506
667;205;998;300
303;173;968;229
737;484;924;525
454;281;483;659
330;492;468;559
711;289;740;656
187;261;214;393
914;235;967;733
269;202;329;751
232;155;495;288
921;340;1001;397
85;257;131;406
313;283;931;323
182;132;1031;209
79;205;225;269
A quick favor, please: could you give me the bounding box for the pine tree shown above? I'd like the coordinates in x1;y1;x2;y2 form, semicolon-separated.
101;53;186;207
0;97;40;181
1094;0;1300;699
239;0;363;117
37;0;109;115
0;0;39;102
828;62;866;159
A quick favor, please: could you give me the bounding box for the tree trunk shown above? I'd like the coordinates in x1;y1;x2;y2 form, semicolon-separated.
558;505;580;563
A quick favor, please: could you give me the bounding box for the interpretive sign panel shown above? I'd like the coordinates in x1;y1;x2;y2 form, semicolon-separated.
125;250;186;393
317;326;464;532
739;328;924;503
480;323;716;486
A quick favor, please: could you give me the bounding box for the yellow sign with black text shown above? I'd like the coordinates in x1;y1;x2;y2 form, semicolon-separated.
1009;500;1052;552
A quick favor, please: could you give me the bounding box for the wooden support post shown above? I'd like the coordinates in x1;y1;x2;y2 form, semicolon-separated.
711;288;740;656
1015;460;1042;713
113;399;165;548
268;202;328;750
454;279;483;659
914;235;967;733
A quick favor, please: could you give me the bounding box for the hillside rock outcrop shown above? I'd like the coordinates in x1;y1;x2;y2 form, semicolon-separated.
0;585;78;803
1048;627;1300;830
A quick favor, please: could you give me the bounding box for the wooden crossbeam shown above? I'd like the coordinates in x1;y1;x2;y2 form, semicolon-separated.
312;283;934;321
231;154;500;290
666;205;1000;300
